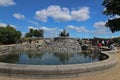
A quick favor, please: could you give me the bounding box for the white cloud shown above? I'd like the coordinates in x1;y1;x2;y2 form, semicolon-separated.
10;24;16;28
0;22;16;28
92;21;112;36
27;26;59;38
0;0;16;7
28;26;38;30
91;29;109;35
28;26;56;31
13;13;25;20
94;21;106;29
35;5;90;22
66;25;89;33
0;23;7;27
28;20;39;25
40;26;59;38
47;5;71;22
35;9;48;22
21;32;26;37
71;7;89;21
109;15;120;20
114;15;120;18
40;26;56;31
44;30;58;38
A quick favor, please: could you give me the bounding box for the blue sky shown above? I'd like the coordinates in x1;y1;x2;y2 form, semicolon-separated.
0;0;120;38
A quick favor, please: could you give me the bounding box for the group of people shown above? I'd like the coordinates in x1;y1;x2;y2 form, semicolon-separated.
81;38;115;50
97;40;115;50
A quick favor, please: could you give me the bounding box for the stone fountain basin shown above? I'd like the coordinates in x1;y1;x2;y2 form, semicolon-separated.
0;51;118;78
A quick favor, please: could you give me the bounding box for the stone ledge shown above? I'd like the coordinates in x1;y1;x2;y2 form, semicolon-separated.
0;51;118;78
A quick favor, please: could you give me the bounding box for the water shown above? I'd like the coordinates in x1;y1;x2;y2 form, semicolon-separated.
0;51;108;65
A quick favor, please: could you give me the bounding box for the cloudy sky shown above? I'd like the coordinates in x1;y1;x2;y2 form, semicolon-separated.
0;0;120;38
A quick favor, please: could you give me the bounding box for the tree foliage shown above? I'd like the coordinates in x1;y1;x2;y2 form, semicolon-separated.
0;25;22;44
25;28;44;38
112;37;120;43
102;0;120;33
59;29;69;37
105;18;120;33
103;0;120;15
33;29;44;38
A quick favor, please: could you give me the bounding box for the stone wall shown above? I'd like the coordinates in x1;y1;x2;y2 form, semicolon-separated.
36;38;81;53
0;38;81;54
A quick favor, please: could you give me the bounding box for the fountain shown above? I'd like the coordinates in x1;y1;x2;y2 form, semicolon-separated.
0;30;118;78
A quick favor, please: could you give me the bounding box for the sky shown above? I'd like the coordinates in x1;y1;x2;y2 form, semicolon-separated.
0;0;120;38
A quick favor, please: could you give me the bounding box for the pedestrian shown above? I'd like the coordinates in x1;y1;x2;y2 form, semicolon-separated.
29;39;32;44
102;40;105;46
110;43;115;50
98;42;102;49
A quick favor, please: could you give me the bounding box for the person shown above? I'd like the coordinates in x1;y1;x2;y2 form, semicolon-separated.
97;42;102;49
107;40;110;48
110;43;115;50
102;40;105;46
29;39;32;44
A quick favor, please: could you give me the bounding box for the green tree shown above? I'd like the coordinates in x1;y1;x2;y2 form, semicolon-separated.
59;29;69;37
0;25;21;44
25;33;31;37
39;29;44;38
66;33;69;37
25;28;34;37
102;0;120;33
33;29;41;38
25;29;44;38
29;28;34;37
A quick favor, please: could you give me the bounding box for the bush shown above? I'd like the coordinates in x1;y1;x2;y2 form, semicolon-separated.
0;25;21;44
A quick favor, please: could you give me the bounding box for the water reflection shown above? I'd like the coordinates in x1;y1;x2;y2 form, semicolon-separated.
0;54;19;63
53;52;72;64
0;50;108;65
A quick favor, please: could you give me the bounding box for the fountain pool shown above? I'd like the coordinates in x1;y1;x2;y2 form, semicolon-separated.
0;51;108;65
